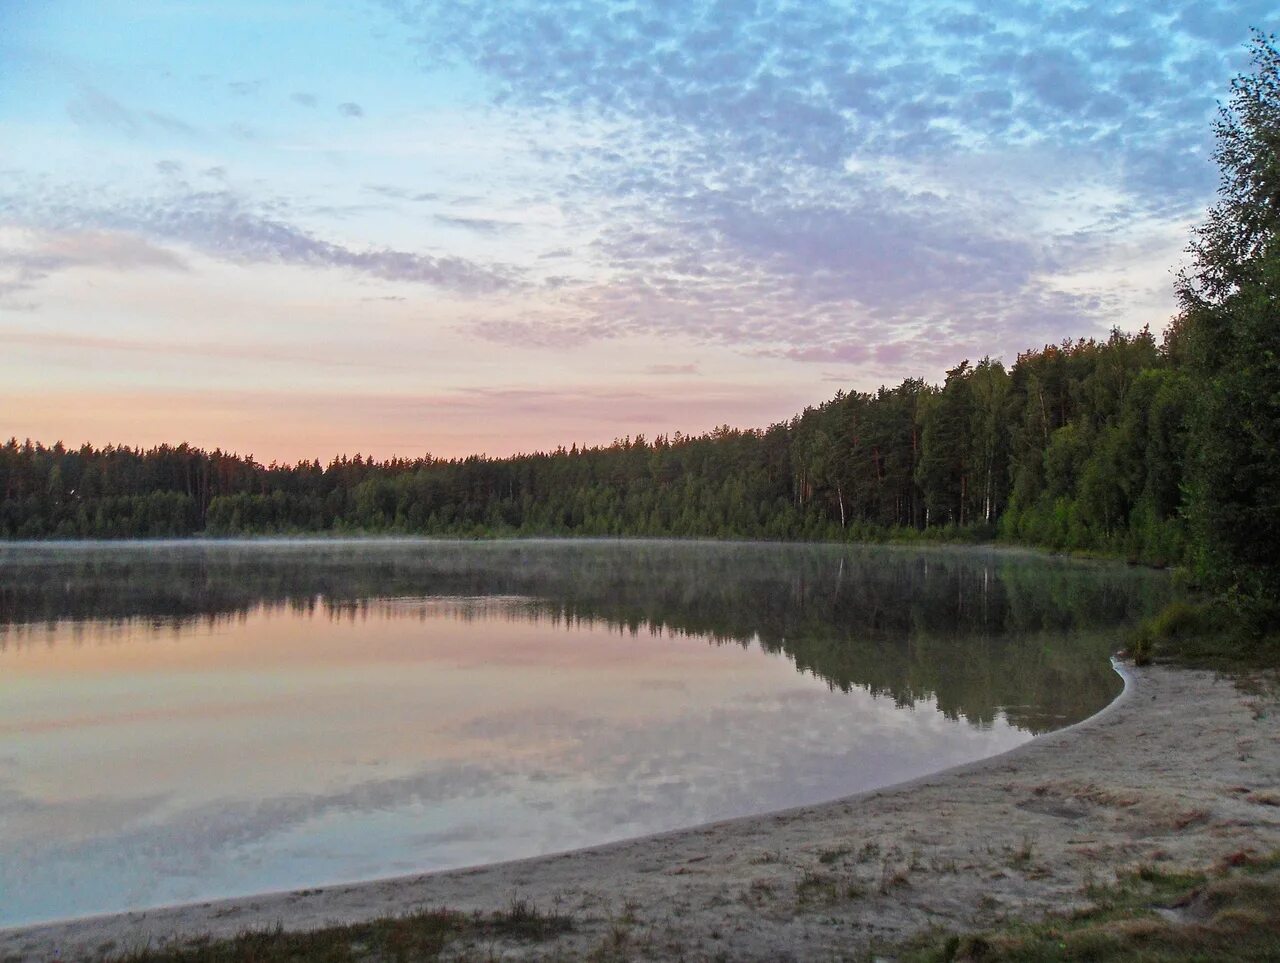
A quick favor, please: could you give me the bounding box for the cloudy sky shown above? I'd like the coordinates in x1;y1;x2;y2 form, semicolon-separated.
0;1;1269;461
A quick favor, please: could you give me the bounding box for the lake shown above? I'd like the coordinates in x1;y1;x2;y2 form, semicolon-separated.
0;539;1170;927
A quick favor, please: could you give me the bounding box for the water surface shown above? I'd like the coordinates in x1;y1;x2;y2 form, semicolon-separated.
0;539;1170;926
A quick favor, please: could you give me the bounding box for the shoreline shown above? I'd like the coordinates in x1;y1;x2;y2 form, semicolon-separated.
5;661;1277;961
0;533;1143;567
1;663;1133;938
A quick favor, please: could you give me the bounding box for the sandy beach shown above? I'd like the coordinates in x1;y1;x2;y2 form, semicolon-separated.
4;662;1278;962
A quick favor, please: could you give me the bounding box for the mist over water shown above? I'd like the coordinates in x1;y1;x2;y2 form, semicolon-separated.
0;539;1170;926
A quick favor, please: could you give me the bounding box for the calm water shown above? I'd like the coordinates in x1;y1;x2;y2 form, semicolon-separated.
0;539;1170;926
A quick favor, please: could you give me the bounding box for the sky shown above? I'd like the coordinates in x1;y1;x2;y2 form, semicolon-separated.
0;1;1273;462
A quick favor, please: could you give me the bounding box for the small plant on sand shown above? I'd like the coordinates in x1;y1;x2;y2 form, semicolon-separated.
796;868;836;903
879;858;911;894
1008;834;1035;869
796;869;864;905
819;846;852;865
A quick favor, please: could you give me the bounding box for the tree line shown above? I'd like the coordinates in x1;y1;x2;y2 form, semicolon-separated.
3;33;1277;630
0;323;1193;563
0;325;1182;548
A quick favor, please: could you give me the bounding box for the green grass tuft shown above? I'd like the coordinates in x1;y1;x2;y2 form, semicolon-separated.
100;901;573;963
1128;600;1280;670
901;852;1280;962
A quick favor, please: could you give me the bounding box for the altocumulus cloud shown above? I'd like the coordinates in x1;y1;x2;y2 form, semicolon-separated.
1;187;523;296
66;86;197;138
380;0;1265;365
0;227;190;307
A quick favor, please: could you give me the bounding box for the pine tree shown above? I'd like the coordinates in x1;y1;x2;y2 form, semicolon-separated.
1178;31;1280;627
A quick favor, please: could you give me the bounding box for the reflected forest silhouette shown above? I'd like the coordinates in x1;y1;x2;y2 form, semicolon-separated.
0;541;1171;735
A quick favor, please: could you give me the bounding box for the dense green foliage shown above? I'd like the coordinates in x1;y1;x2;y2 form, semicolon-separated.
1176;31;1280;628
0;326;1189;563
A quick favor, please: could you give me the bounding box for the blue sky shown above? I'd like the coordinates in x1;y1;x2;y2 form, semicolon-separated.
0;0;1272;460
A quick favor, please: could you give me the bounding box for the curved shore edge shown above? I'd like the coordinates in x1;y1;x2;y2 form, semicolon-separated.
5;663;1278;961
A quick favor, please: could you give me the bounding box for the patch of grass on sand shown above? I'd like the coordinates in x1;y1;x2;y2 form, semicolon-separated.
900;852;1280;962
1128;600;1280;670
103;899;571;963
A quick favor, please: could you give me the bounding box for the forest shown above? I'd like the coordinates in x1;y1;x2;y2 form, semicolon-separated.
0;327;1190;559
3;34;1278;633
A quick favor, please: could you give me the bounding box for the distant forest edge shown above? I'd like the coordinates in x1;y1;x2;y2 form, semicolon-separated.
0;327;1190;560
5;34;1279;632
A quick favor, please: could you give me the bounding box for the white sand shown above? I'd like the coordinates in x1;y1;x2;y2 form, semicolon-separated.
4;663;1278;961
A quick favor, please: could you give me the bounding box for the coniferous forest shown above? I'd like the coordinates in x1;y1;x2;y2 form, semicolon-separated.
5;34;1279;634
0;327;1188;555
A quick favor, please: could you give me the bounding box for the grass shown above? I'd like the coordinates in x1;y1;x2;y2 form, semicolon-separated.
1008;835;1036;871
1128;600;1280;670
95;899;572;963
45;853;1280;963
899;852;1280;962
795;868;864;904
817;845;852;865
